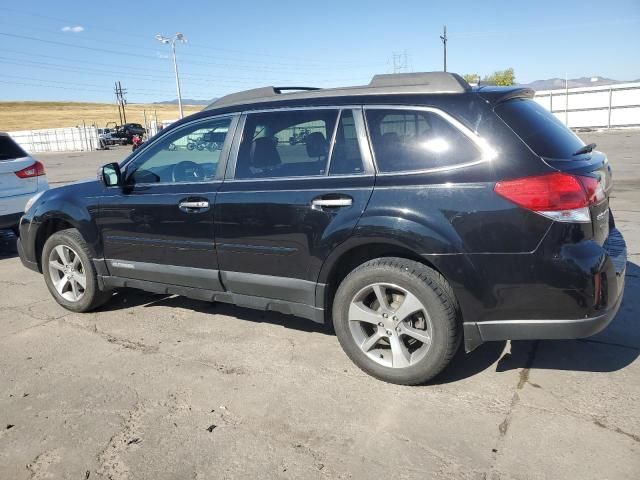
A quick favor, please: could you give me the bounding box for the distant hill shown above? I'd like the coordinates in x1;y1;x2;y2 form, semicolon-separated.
521;77;639;90
154;98;215;106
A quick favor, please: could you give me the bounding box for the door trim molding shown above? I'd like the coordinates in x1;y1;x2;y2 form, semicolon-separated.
105;259;223;291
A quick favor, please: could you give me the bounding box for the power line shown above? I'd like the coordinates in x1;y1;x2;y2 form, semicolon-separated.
0;6;382;67
0;50;367;85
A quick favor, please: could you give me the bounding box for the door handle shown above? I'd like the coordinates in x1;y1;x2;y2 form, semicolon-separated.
179;200;209;210
311;196;353;210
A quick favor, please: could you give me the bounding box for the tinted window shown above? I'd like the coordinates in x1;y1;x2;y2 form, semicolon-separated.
126;117;231;184
0;135;27;161
329;110;365;175
365;109;480;173
495;98;585;159
235;110;338;179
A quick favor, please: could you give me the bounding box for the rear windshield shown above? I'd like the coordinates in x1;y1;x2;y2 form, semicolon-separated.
0;135;27;161
495;98;585;159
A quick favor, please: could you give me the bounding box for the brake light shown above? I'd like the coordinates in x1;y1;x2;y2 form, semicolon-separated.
15;161;45;178
494;172;604;223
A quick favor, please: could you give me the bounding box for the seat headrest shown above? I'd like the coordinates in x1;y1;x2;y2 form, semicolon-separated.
382;132;401;144
250;137;281;168
305;132;328;158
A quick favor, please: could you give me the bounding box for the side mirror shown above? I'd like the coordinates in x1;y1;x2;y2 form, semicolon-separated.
99;162;122;187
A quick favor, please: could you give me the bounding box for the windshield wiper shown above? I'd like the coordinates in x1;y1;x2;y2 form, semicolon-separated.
573;143;596;156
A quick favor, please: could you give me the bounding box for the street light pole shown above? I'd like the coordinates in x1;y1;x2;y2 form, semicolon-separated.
156;33;186;119
170;39;184;119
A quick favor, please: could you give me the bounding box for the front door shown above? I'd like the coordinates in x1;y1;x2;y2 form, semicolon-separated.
215;108;375;305
97;115;238;290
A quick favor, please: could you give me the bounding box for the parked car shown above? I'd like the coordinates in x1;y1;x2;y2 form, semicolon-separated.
97;128;126;146
0;133;49;235
16;73;626;385
112;123;146;144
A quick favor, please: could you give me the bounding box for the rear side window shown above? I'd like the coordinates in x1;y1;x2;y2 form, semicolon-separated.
235;109;338;179
365;109;481;173
0;135;27;161
495;98;585;159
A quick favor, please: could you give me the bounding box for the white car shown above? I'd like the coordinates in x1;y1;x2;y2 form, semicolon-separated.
0;132;49;234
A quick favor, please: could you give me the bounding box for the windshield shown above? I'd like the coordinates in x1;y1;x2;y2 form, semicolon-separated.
495;98;586;159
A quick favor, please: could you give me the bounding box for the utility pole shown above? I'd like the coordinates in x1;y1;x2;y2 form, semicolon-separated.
392;51;408;73
440;25;448;72
114;82;123;125
118;81;127;124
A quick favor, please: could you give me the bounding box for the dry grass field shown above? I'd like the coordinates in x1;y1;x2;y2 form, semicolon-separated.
0;102;203;131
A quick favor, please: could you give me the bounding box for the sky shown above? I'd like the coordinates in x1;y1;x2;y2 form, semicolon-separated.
1;0;639;103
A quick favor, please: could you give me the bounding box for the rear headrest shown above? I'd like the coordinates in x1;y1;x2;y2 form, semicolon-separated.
250;137;281;168
382;132;401;145
305;132;328;158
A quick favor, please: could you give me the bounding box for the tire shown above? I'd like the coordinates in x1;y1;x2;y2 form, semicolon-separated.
42;228;111;313
332;257;460;385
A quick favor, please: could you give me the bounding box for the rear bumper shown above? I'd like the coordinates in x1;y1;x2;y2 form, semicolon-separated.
462;227;627;351
463;285;624;348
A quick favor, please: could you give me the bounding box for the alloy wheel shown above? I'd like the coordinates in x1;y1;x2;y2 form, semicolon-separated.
48;245;87;302
348;283;433;368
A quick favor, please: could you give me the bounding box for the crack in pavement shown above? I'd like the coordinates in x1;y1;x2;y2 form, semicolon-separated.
516;401;640;445
488;341;539;476
61;319;159;354
0;318;59;341
592;418;640;443
57;317;250;377
97;402;145;480
27;449;62;480
577;337;640;351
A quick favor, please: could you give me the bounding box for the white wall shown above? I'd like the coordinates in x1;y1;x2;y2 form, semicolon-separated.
8;126;99;153
533;82;640;128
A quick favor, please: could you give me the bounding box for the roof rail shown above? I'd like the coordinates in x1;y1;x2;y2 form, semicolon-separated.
204;72;471;111
209;86;319;109
368;72;469;92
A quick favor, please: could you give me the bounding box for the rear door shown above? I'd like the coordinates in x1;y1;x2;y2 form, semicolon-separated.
214;107;374;304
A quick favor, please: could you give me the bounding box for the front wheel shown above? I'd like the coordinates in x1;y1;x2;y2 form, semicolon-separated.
42;229;111;312
332;258;460;385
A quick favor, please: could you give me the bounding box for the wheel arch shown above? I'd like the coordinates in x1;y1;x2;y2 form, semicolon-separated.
34;213;100;271
317;238;447;319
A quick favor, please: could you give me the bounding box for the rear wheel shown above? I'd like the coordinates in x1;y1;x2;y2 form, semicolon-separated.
42;229;111;312
332;257;460;385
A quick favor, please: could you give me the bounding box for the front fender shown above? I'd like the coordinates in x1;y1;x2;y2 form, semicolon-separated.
21;182;103;264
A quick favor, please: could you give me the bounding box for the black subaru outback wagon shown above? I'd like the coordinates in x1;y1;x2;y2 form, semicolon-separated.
17;73;627;385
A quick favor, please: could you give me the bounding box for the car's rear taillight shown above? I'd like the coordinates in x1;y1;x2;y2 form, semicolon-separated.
494;172;604;223
15;161;45;178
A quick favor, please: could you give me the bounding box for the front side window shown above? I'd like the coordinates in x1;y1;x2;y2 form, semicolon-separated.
365;109;481;173
235;109;339;179
126;117;231;184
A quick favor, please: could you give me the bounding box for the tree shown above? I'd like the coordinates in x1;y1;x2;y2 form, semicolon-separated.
462;73;479;84
482;68;515;86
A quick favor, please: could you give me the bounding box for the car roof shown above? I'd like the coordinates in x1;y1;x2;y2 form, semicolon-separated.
205;72;472;111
